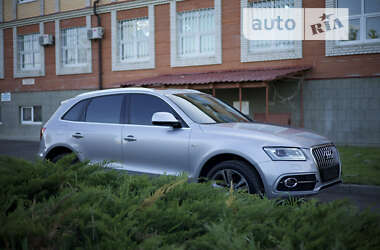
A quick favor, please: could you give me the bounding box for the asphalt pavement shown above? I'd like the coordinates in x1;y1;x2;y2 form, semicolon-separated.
0;140;40;161
0;140;379;212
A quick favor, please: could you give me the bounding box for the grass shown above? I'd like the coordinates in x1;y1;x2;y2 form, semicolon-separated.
1;155;380;249
338;146;380;186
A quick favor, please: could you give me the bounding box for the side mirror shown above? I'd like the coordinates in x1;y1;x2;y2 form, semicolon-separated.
152;112;182;128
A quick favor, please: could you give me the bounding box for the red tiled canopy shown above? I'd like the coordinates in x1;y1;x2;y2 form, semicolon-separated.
120;66;311;87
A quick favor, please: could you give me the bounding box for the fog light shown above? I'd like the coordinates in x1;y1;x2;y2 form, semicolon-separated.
284;177;298;188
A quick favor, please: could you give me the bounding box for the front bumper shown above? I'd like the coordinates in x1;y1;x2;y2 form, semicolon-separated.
257;150;342;199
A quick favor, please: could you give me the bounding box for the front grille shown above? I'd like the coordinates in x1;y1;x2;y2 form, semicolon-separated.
311;144;340;183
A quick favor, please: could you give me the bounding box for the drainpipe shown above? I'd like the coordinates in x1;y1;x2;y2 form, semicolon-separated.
93;0;103;90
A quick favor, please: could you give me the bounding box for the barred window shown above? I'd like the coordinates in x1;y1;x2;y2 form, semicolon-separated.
61;27;89;66
18;33;41;71
177;8;215;57
248;0;296;52
118;18;150;62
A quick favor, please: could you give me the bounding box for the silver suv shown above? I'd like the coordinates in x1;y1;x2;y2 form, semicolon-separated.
38;88;342;198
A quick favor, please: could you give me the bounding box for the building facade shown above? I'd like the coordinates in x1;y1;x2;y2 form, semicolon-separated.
0;0;379;145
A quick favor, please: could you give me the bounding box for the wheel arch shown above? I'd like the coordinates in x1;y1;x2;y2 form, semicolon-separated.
45;144;77;162
198;153;266;193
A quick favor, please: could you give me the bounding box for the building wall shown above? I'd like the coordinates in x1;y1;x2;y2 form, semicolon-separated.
44;0;56;15
0;90;87;141
60;0;86;12
1;0;380;94
3;0;13;22
303;78;380;146
0;0;379;145
17;0;40;19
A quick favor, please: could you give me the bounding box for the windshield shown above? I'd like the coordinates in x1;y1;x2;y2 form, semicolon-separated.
167;93;251;124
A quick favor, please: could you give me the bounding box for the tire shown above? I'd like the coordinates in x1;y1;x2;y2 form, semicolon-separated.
51;152;78;164
206;160;263;195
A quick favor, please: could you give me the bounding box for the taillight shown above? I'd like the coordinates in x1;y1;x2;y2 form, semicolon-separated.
40;127;46;140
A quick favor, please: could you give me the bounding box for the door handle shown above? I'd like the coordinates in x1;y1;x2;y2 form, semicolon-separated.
124;135;136;142
72;133;84;139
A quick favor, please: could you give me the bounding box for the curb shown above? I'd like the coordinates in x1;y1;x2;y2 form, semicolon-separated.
326;184;380;196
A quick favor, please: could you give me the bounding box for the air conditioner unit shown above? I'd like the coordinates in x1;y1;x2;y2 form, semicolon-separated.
39;34;54;46
88;27;104;40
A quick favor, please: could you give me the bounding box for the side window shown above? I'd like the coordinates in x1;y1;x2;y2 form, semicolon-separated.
85;95;123;124
129;94;178;126
62;100;88;121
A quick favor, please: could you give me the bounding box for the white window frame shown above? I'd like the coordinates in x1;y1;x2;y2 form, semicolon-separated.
20;106;42;125
13;23;45;78
170;0;222;67
55;16;92;75
18;0;36;4
111;5;155;71
177;8;216;58
0;29;4;79
118;18;150;63
18;33;41;71
240;0;302;62
61;27;89;67
326;0;380;56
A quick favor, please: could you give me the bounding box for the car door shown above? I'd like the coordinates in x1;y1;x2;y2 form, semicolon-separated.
66;94;125;167
121;93;191;176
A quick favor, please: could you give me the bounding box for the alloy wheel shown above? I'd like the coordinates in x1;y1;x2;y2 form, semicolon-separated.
210;169;250;193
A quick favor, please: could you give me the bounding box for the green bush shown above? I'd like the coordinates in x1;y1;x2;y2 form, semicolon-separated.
0;156;379;250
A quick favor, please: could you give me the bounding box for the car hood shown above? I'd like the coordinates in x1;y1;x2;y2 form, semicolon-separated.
199;122;331;148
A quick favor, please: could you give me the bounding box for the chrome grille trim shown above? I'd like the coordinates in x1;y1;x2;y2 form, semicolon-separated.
311;144;340;182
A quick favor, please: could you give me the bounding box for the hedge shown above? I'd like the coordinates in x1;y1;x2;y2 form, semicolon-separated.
0;155;379;249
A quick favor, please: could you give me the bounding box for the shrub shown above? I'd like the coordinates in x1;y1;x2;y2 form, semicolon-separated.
0;156;379;249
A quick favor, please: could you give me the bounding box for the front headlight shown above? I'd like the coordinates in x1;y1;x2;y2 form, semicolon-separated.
263;147;306;161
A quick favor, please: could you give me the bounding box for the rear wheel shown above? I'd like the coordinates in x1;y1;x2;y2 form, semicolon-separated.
51;152;78;164
207;160;263;195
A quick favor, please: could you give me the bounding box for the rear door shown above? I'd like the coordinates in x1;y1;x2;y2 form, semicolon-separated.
121;93;191;175
64;94;125;167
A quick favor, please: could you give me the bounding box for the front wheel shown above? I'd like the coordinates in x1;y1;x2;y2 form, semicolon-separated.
207;160;263;195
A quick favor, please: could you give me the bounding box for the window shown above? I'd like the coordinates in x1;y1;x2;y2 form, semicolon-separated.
0;106;2;124
177;9;215;58
326;0;380;56
241;0;302;62
61;27;89;66
128;94;178;126
56;17;92;75
248;0;296;53
168;94;250;124
21;106;42;124
118;18;150;63
18;33;41;71
111;6;155;71
13;26;45;78
18;0;36;3
338;0;380;43
170;0;222;67
62;100;89;122
85;95;123;124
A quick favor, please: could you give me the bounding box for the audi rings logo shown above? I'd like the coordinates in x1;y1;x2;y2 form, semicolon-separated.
323;149;334;160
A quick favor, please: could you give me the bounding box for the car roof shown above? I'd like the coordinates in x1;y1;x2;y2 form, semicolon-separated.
74;87;201;99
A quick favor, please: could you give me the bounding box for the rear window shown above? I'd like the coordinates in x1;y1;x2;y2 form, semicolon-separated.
62;100;88;121
85;95;124;124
